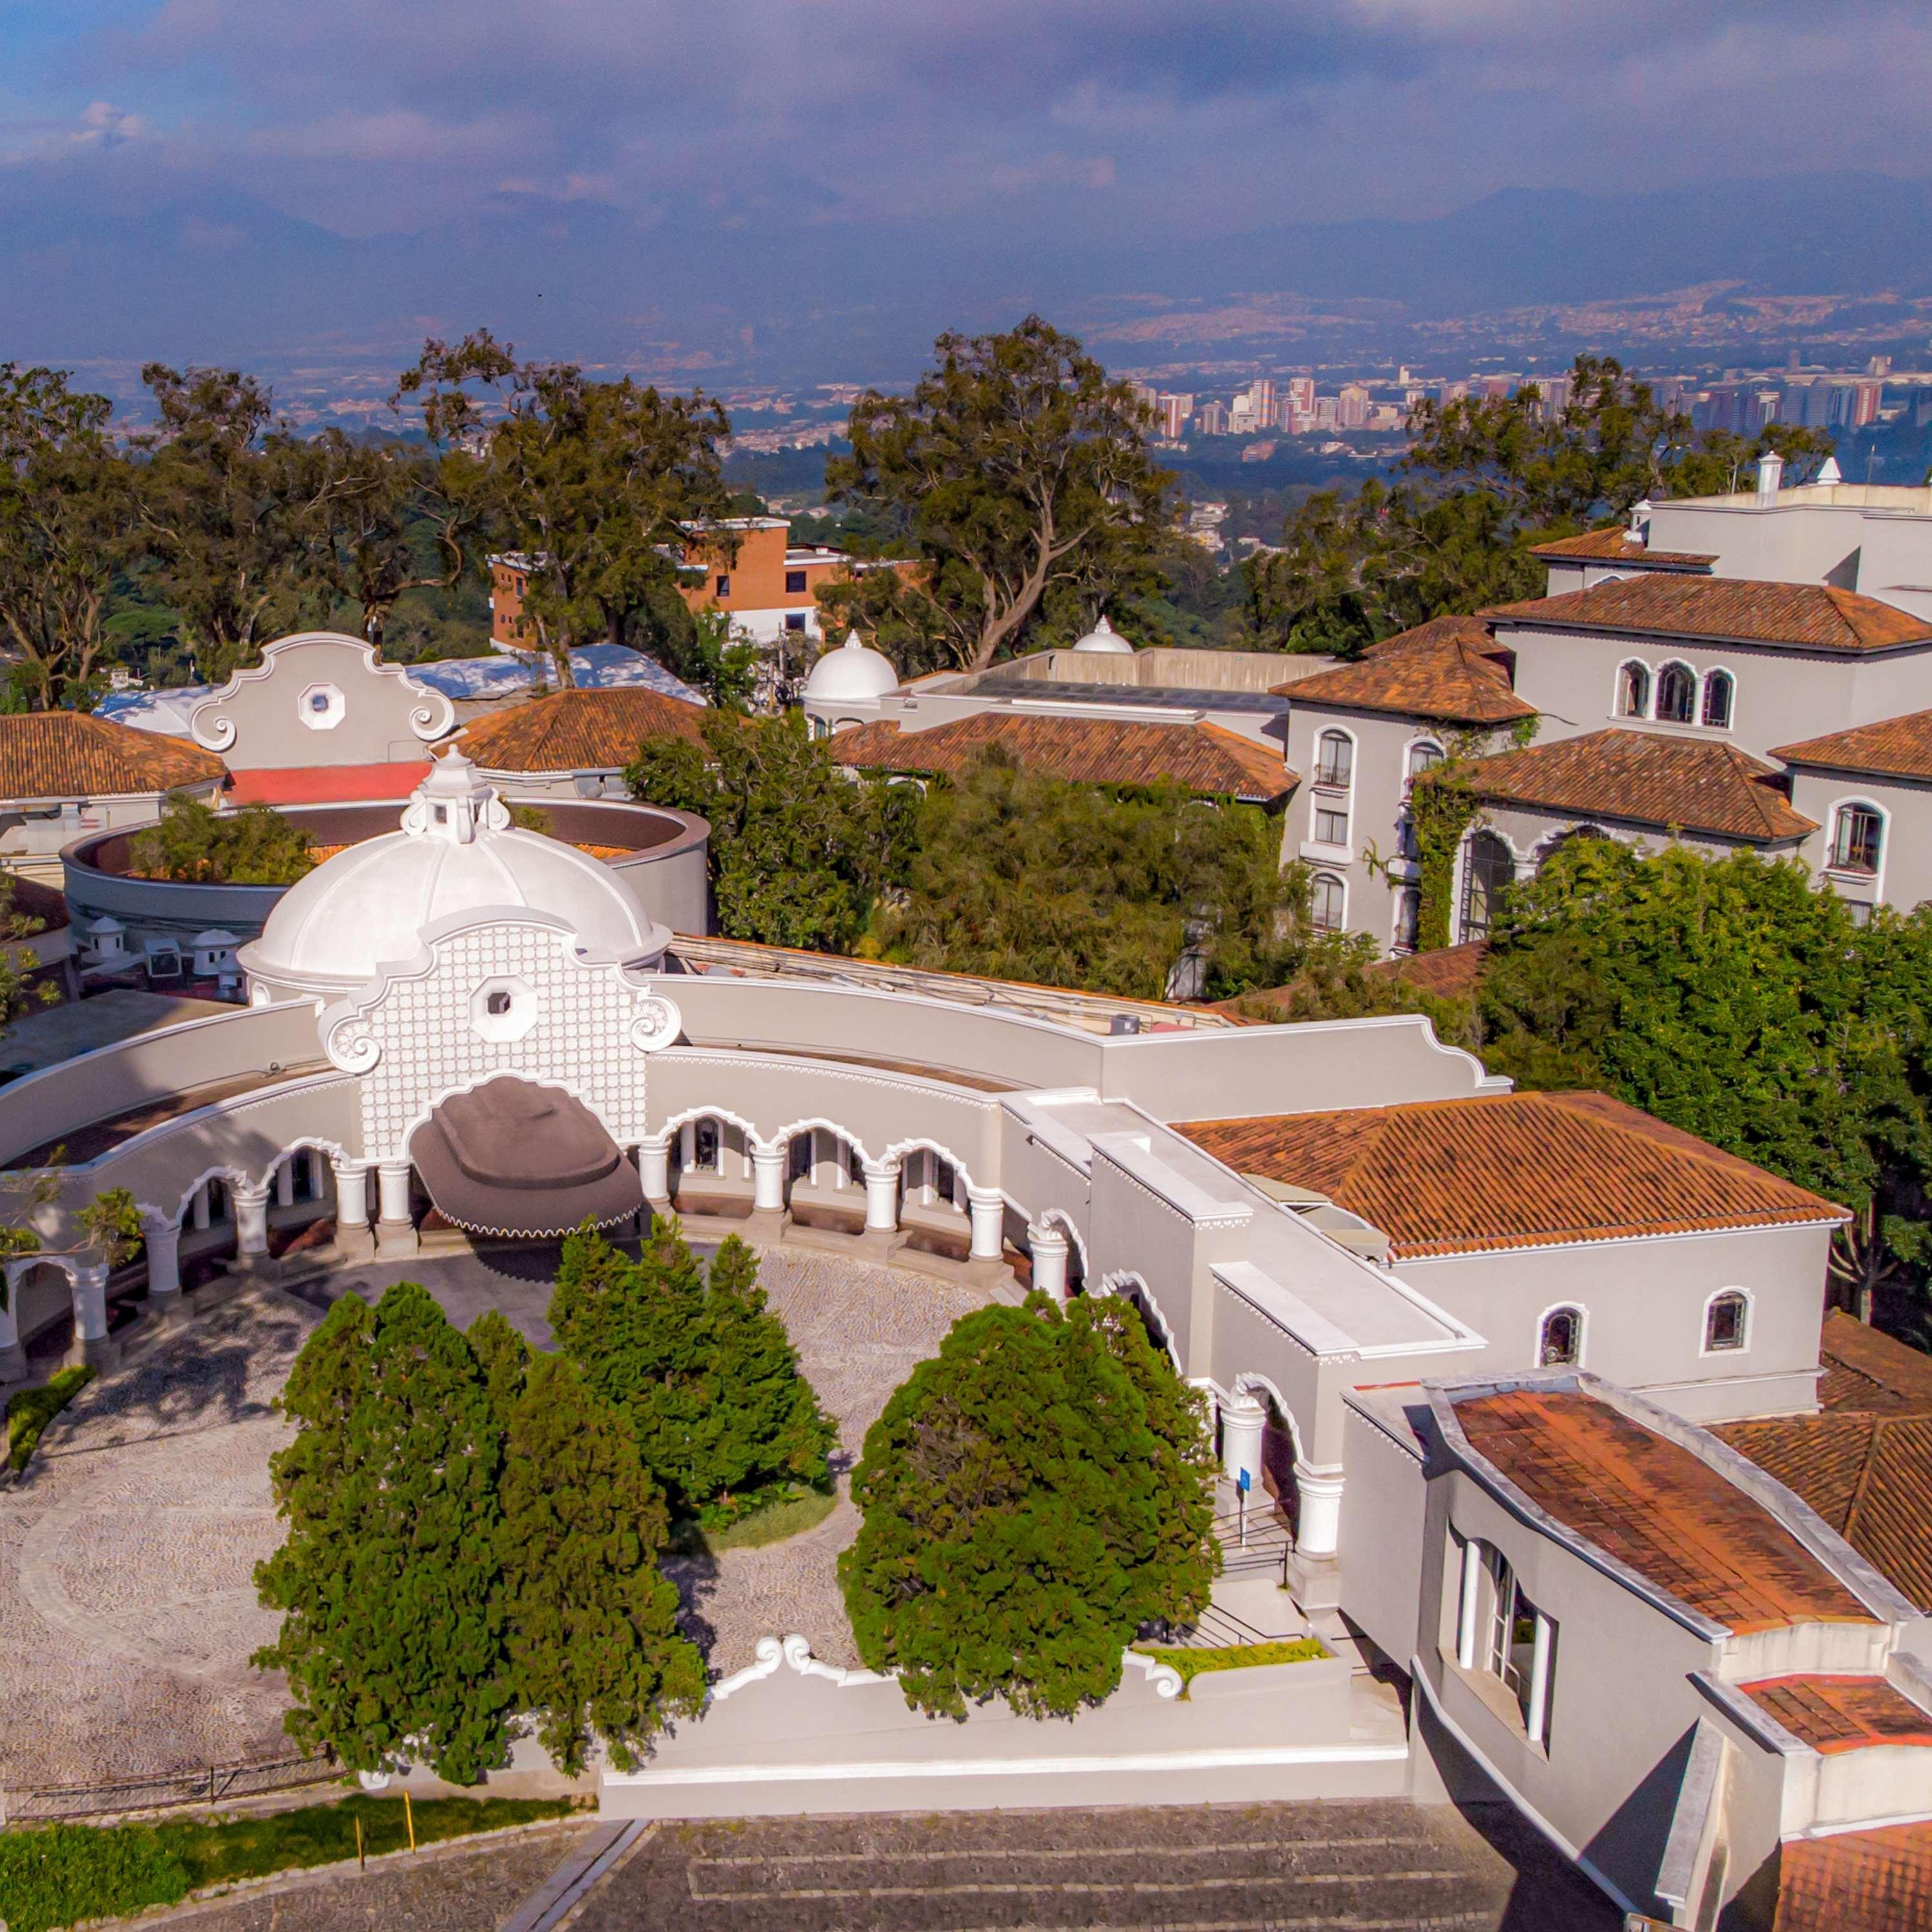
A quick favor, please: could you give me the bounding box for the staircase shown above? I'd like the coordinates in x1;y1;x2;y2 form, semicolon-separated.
1212;1501;1294;1583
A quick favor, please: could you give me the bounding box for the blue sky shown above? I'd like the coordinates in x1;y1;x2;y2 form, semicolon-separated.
1;3;1929;377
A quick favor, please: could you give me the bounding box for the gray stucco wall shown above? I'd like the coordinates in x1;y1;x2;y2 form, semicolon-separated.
1786;766;1932;914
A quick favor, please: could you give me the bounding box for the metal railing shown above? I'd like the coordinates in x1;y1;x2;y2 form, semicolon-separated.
1;1754;340;1824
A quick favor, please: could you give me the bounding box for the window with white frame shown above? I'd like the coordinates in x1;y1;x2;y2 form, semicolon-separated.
1407;739;1444;781
1617;660;1651;717
1538;1304;1583;1367
1701;670;1734;730
693;1119;721;1170
1454;1537;1557;1747
1459;831;1515;943
1314;729;1353;788
1830;803;1883;875
1393;888;1421;952
1310;873;1345;932
1705;1290;1748;1352
1656;661;1696;723
1314;804;1350;846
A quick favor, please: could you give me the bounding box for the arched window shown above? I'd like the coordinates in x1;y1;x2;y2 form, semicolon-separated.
1459;831;1515;943
1539;1305;1584;1368
1656;661;1696;723
1392;888;1421;952
1701;670;1734;730
1310;873;1345;933
1407;739;1444;782
1616;661;1651;717
1314;729;1354;788
1831;803;1883;875
1537;824;1609;871
1705;1291;1748;1353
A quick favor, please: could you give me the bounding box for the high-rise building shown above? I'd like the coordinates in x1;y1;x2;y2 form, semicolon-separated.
1126;380;1159;416
1284;377;1316;419
1245;379;1276;431
1156;393;1194;440
1195;400;1227;437
1534;375;1573;421
1337;382;1370;430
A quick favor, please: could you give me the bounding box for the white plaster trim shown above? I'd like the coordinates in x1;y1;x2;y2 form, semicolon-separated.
80;1069;353;1180
1389;1210;1849;1264
1030;1206;1090;1276
708;1634;893;1705
1533;1298;1587;1372
1229;1370;1307;1465
188;630;455;751
1823;791;1890;905
1095;1269;1186;1376
605;1741;1408;1789
880;1133;982;1193
1698;1285;1753;1359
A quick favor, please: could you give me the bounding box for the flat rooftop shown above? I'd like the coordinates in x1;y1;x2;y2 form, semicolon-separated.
1740;1674;1932;1754
1453;1388;1875;1634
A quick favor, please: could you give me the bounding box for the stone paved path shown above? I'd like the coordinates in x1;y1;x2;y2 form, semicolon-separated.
562;1800;1624;1931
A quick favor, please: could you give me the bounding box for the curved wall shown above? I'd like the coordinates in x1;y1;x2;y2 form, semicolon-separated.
62;798;712;943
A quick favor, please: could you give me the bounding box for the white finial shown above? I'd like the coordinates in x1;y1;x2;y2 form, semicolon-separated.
843;630;865;650
1817;456;1843;486
402;749;509;844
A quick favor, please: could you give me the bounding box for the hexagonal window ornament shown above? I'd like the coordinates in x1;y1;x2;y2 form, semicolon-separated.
299;682;346;730
469;975;537;1043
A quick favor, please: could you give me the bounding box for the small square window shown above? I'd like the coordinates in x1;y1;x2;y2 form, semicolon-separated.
486;989;513;1016
433;804;448;824
785;570;808;594
1314;806;1349;846
715;574;732;598
784;613;807;632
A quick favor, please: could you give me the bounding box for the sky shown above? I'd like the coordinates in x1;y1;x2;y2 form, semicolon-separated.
1;1;1930;383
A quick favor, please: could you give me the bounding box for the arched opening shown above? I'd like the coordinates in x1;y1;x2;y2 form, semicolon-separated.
1616;660;1651;718
1314;728;1354;788
781;1124;871;1236
1701;670;1734;730
1406;738;1444;782
1310;873;1345;933
1538;1305;1584;1368
1830;802;1884;876
891;1144;977;1262
1459;831;1514;942
1705;1290;1749;1354
1392;887;1421;953
1655;661;1696;724
1537;824;1609;871
668;1113;755;1220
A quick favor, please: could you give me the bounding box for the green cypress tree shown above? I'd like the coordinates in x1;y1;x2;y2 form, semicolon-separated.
256;1282;511;1783
468;1307;531;1443
498;1353;706;1772
838;1293;1216;1719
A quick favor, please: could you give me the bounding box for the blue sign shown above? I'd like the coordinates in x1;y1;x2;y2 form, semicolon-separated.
1237;1469;1251;1493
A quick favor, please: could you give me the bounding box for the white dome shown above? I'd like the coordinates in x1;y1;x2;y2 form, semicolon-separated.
240;752;668;998
1072;614;1133;655
804;630;899;703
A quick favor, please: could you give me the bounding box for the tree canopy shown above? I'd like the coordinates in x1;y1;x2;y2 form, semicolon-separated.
839;1294;1217;1719
127;793;316;886
821;317;1172;674
549;1222;835;1523
1247;355;1837;655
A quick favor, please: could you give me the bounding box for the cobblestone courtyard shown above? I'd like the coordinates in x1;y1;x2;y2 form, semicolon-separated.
0;1244;990;1789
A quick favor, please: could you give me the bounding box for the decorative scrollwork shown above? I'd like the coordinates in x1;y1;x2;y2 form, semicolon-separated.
325;1021;382;1074
409;696;456;742
189;710;237;752
628;994;682;1054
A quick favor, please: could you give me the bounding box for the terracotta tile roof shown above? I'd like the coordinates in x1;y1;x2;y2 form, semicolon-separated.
457;687;709;773
1453;1389;1876;1633
1718;1320;1932;1612
1529;528;1716;569
1275;616;1535;726
1466;728;1816;842
1776;1821;1932;1931
0;712;227;802
825;714;1293;802
1486;576;1932;653
1364;939;1488;1001
1741;1674;1932;1753
1172;1089;1844;1259
1772;709;1932;782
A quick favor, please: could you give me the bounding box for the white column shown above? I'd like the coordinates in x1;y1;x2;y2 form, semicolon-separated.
143;1215;182;1310
862;1159;901;1233
191;1182;211;1232
376;1160;413;1226
1028;1222;1071;1303
332;1156;369;1231
275;1159;296;1209
831;1135;848;1190
0;1264;25;1380
637;1135;672;1206
752;1143;787;1214
680;1120;696;1169
234;1185;271;1258
967;1186;1005;1262
1526;1610;1554;1747
1220;1391;1267;1492
1456;1536;1482;1670
1293;1460;1345;1559
70;1262;111;1343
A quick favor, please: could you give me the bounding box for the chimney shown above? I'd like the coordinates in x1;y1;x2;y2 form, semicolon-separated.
1756;451;1783;504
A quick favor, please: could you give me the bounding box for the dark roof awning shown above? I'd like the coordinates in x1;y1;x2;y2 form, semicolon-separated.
410;1077;641;1237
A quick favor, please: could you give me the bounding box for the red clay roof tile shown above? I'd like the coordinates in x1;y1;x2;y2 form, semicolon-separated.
0;712;227;802
458;687;710;773
1741;1674;1932;1753
1776;1821;1932;1931
1529;528;1716;569
1772;709;1932;782
1276;615;1535;725
1486;576;1932;652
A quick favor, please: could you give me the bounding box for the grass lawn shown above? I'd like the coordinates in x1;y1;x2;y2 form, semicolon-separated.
669;1484;838;1555
5;1366;93;1474
1135;1636;1330;1689
0;1793;583;1932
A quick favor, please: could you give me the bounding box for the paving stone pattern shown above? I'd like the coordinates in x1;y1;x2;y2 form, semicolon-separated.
565;1800;1624;1931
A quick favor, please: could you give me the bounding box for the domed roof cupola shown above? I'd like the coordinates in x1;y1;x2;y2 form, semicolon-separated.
1071;614;1133;655
803;630;899;705
238;750;669;1001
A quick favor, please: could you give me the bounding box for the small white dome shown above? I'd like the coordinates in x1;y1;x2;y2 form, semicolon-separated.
804;631;898;703
240;752;667;998
1072;614;1133;655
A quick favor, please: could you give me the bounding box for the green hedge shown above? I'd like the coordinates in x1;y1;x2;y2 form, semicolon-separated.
1136;1636;1329;1686
0;1794;579;1932
5;1367;93;1475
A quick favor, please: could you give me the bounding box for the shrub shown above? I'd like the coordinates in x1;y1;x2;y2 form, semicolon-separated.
5;1365;94;1473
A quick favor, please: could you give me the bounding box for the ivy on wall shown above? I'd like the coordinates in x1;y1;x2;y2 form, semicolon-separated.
1408;761;1483;952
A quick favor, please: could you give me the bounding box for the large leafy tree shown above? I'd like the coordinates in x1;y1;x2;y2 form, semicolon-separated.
840;1294;1217;1719
1247;355;1837;654
127;793;316;886
497;1352;705;1773
395;331;733;688
133;365;314;685
876;751;1366;1001
626;712;918;952
254;1283;510;1783
1478;840;1932;1321
549;1222;835;1520
822;316;1172;674
0;364;136;710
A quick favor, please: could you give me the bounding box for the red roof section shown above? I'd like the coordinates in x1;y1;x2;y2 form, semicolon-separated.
1772;709;1932;783
1453;1389;1877;1633
1530;528;1716;570
1275;614;1535;726
1741;1675;1932;1754
226;762;432;806
1776;1822;1932;1931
